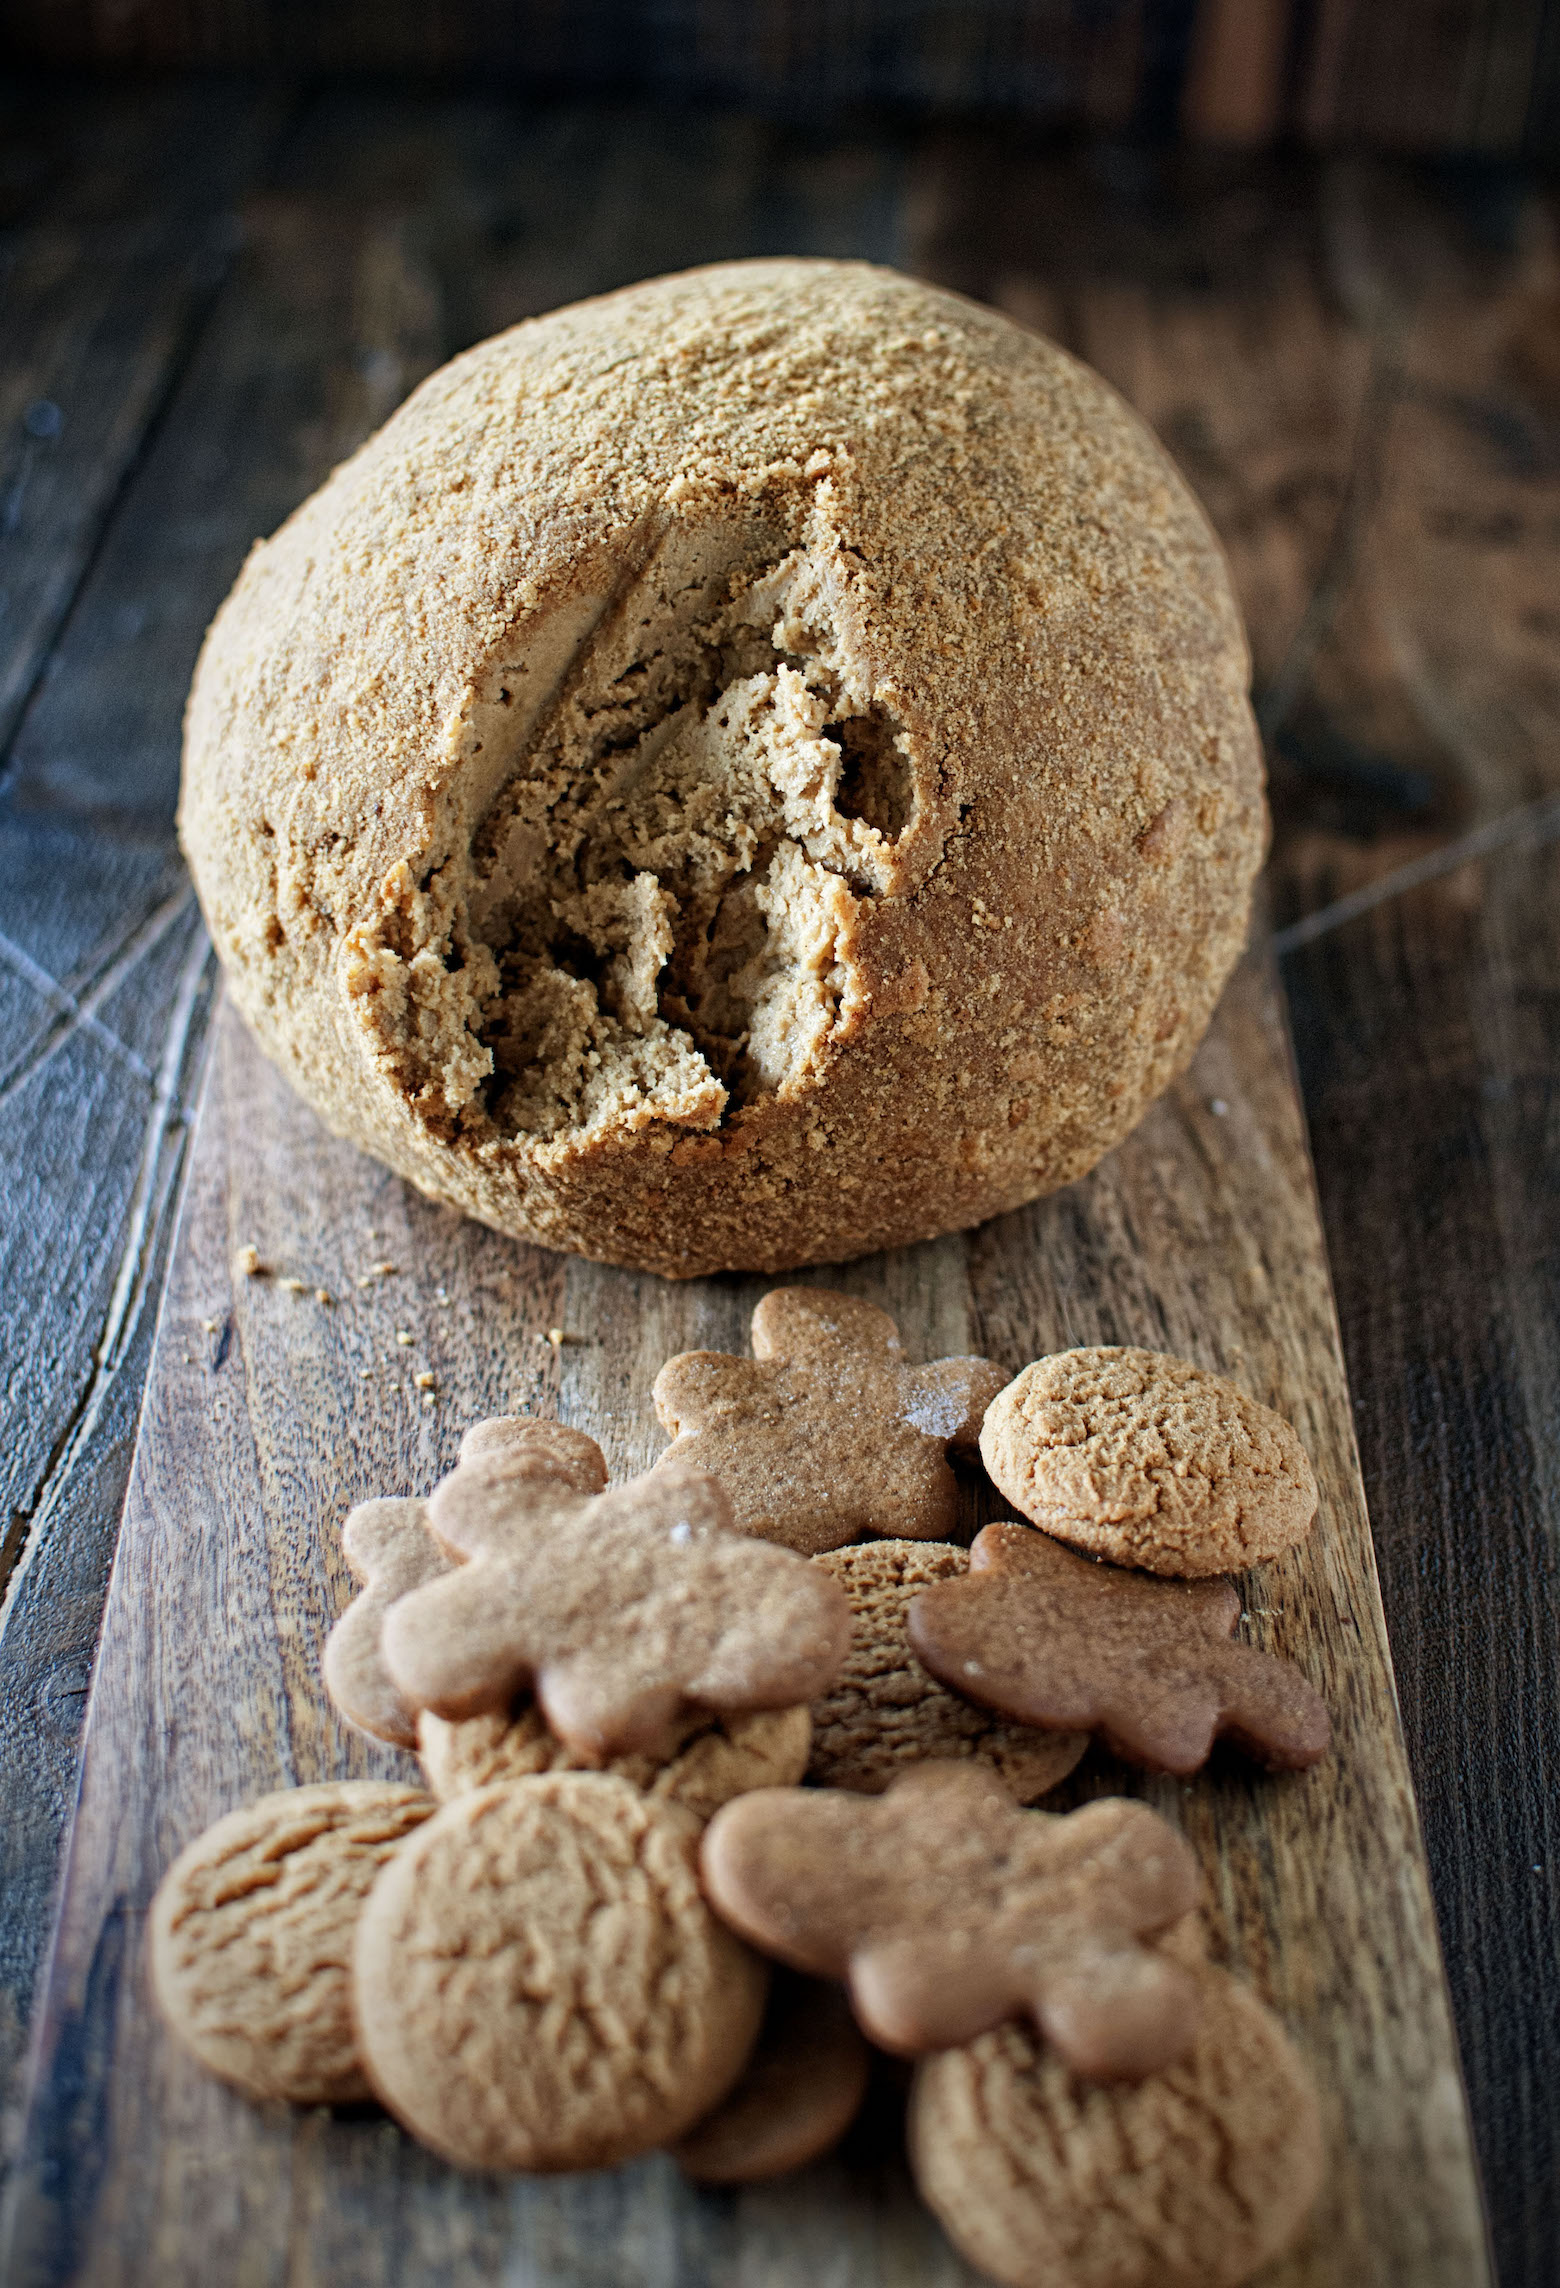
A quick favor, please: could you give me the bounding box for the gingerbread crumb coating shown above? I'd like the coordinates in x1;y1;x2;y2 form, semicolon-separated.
179;259;1264;1278
910;1963;1324;2288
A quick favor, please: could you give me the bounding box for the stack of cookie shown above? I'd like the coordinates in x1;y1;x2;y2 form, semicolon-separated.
152;1290;1329;2288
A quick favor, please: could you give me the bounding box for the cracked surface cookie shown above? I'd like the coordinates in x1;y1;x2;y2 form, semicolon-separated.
418;1698;811;1820
150;1782;434;2104
354;1774;767;2172
654;1289;1005;1551
981;1348;1318;1575
180;259;1264;1277
809;1538;1087;1797
909;1961;1324;2288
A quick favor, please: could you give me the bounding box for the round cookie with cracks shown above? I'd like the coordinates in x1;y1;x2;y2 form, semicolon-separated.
808;1538;1087;1797
909;1961;1324;2288
353;1774;766;2172
150;1782;434;2105
180;259;1264;1277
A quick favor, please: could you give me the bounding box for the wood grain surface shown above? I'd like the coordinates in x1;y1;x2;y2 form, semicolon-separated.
3;78;1557;2284
0;936;1491;2287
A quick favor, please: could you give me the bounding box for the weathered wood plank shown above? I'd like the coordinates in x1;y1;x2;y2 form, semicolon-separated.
0;90;449;2122
1;938;1490;2286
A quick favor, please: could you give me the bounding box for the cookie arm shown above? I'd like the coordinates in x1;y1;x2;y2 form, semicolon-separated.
651;1352;745;1435
903;1357;1010;1455
1216;1646;1331;1771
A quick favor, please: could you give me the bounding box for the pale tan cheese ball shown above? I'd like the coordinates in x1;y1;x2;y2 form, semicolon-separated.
180;259;1264;1278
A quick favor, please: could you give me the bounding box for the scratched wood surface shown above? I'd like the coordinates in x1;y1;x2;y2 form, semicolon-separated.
0;931;1491;2288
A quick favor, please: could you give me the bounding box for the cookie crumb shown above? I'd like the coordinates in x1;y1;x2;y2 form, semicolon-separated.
234;1244;263;1278
315;1288;333;1306
414;1372;436;1391
200;1317;219;1334
357;1260;398;1287
279;1276;307;1294
395;1329;414;1346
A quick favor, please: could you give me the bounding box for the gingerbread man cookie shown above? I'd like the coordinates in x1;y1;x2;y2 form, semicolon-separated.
910;1960;1324;2288
980;1348;1318;1576
381;1422;850;1757
323;1499;450;1748
701;1762;1203;2079
354;1774;766;2172
322;1415;605;1748
908;1522;1330;1776
653;1289;1006;1555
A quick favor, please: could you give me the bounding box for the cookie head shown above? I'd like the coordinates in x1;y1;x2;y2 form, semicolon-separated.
908;1522;1331;1777
383;1451;851;1758
654;1287;1007;1552
182;261;1263;1278
701;1763;1204;2080
980;1348;1319;1575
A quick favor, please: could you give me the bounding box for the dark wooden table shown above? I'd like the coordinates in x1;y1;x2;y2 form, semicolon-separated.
0;76;1555;2286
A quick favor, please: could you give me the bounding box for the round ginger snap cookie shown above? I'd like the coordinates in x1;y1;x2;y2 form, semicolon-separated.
180;259;1264;1280
909;1962;1324;2288
354;1774;767;2171
980;1348;1318;1576
809;1540;1087;1798
150;1782;434;2105
672;1971;870;2184
417;1698;811;1820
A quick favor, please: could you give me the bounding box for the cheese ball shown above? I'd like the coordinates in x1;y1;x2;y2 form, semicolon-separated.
180;259;1263;1277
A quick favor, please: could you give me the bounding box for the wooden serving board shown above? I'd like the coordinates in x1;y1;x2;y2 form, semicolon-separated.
1;936;1492;2288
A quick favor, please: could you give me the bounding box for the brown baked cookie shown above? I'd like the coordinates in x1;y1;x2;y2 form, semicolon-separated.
323;1499;451;1748
908;1522;1330;1777
383;1424;849;1757
322;1414;604;1748
150;1782;434;2104
653;1288;1006;1553
354;1774;767;2171
808;1540;1087;1798
672;1971;871;2183
909;1961;1324;2288
701;1762;1202;2079
418;1699;811;1822
981;1347;1318;1576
